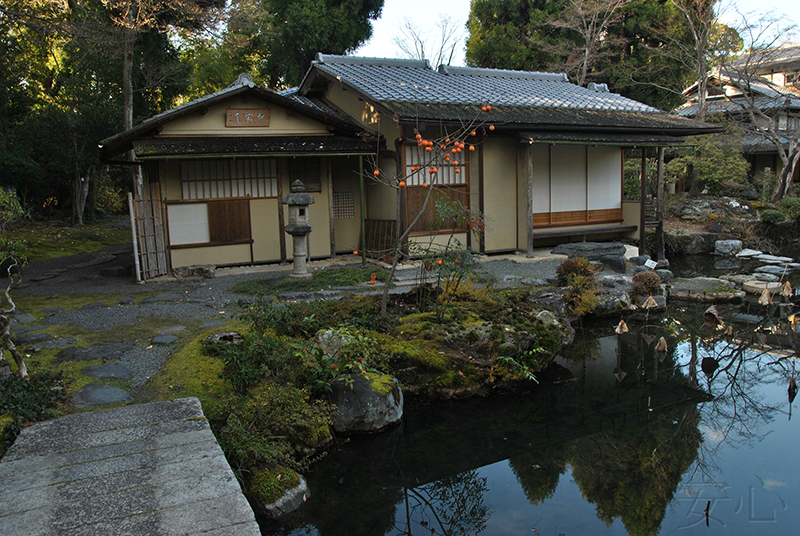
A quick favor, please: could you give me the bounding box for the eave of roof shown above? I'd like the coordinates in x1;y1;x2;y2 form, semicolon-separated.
521;131;687;146
384;102;720;136
119;136;379;160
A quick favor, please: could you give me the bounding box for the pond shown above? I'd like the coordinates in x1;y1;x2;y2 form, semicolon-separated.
259;284;800;535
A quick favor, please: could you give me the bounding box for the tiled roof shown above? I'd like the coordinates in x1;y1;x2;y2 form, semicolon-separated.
741;132;795;153
676;69;800;117
303;54;660;114
730;44;800;69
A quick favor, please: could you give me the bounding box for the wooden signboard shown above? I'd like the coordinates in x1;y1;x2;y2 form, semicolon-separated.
226;108;270;127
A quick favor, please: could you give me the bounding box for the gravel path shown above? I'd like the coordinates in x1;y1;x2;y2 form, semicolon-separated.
14;245;567;398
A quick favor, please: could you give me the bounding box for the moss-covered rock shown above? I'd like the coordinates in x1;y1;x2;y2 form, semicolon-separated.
330;374;403;433
248;466;308;518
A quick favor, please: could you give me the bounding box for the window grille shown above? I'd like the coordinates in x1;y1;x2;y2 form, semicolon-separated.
181;159;278;200
404;145;468;187
332;192;355;219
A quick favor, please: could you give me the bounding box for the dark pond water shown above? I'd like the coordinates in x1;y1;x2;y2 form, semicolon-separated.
260;270;800;536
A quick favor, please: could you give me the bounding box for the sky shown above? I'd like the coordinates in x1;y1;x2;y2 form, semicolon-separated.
355;0;800;67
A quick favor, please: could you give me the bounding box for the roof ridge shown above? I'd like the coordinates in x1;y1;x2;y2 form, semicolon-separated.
315;53;431;70
437;64;568;82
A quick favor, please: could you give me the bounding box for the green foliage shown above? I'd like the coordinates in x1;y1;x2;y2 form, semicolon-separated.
760;209;787;224
0;372;66;456
466;0;570;72
555;258;599;317
0;188;26;233
556;257;597;287
410;194;486;321
241;299;339;338
466;0;692;109
565;274;599;318
631;271;662;297
184;0;384;91
778;197;800;221
206;335;281;393
216;383;335;477
665;122;750;196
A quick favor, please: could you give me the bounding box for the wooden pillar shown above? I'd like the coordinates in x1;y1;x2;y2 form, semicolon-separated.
328;158;336;258
656;147;665;261
359;156;366;266
639;149;647;256
527;142;534;256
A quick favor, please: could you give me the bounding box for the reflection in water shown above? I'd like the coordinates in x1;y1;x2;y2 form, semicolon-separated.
261;300;798;536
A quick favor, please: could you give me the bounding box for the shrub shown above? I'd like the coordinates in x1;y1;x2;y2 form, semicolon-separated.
0;371;66;456
632;271;663;297
564;273;598;317
556;257;597;287
217;383;335;478
778;197;800;220
760;209;787;224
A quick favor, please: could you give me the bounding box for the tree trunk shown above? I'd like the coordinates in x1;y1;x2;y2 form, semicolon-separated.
769;143;800;203
687;151;701;197
123;27;142;197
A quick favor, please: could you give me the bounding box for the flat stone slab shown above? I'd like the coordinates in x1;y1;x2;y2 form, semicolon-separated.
118;296;138;305
82;363;133;379
72;383;133;408
81;302;109;310
152;334;178;345
0;398;260;535
754;265;792;276
668;277;745;302
551;241;626;260
14;313;36;324
736;248;763;257
55;343;134;364
755;254;794;264
157;326;186;335
14;332;53;345
755;273;780;282
31;337;79;353
141;293;186;304
41;307;64;315
199;320;226;330
742;280;782;294
29;274;59;282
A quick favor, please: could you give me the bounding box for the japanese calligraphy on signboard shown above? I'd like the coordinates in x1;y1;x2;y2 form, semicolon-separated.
226;108;270;127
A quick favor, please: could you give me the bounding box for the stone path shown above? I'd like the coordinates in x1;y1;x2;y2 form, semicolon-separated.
0;398;260;536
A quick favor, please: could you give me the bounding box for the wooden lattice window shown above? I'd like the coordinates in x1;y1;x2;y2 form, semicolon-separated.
332;192;355;219
404;145;467;187
403;145;469;234
181;159;278;200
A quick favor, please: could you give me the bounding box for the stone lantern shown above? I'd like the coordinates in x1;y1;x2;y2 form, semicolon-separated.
282;179;315;278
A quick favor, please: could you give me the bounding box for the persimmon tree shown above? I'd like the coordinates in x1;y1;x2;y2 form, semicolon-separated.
367;109;494;318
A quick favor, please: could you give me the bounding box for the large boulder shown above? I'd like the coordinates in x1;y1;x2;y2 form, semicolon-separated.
249;471;310;518
330;373;403;434
715;240;743;256
665;232;737;256
668;277;745;302
551;242;626;260
590;289;635;318
670;197;753;221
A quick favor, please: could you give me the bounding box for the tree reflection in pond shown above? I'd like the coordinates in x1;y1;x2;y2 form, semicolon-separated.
394;471;491;536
